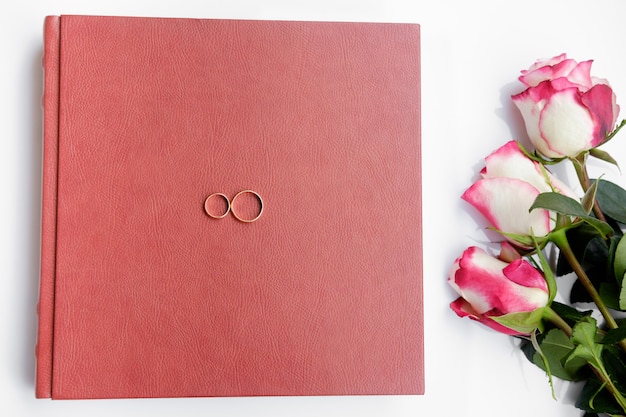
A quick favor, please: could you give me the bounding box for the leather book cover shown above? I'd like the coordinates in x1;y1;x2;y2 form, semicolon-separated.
36;14;423;399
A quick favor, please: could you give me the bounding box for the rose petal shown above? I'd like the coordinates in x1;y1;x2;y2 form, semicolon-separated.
498;241;521;263
503;259;548;292
580;83;619;146
538;87;596;157
482;141;578;199
512;84;554;157
450;297;478;318
526;54;568;72
565;60;593;90
449;247;549;336
451;247;548;312
521;57;578;88
462;177;551;239
513;56;618;159
450;299;522;335
451;247;509;314
550;76;587;92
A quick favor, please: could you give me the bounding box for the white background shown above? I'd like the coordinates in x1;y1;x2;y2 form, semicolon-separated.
2;1;626;416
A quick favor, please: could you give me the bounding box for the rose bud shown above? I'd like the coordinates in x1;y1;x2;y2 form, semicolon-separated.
512;53;619;159
462;140;577;247
449;246;549;336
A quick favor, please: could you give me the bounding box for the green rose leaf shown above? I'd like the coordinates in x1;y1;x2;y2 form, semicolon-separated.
581;178;599;214
614;235;626;285
584;235;610;268
589;147;619;168
562;317;626;414
491;308;545;335
556;224;603;277
528;328;586;381
530;192;613;238
596;180;626;224
564;235;624;309
602;347;626;394
602;326;626;345
575;345;626;414
531;192;587;217
531;234;557;302
599;282;621;310
550;301;593;326
565;317;603;370
621;274;626;311
576;376;625;414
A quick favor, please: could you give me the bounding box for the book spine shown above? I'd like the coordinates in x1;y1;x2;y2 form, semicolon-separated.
36;15;61;399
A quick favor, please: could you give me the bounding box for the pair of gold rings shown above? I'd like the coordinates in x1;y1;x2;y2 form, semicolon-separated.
204;190;263;223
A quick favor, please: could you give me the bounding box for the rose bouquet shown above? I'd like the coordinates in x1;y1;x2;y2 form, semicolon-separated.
449;54;626;416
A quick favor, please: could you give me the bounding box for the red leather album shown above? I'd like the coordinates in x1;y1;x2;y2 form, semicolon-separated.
36;15;423;399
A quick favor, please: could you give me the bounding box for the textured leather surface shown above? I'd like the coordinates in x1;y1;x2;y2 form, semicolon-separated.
38;15;423;399
36;15;60;399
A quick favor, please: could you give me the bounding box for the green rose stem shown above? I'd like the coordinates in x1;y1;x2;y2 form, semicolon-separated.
542;307;572;336
542;307;626;415
550;229;626;353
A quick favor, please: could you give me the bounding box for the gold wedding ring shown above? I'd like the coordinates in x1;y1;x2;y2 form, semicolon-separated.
230;190;264;223
204;193;231;219
204;190;263;223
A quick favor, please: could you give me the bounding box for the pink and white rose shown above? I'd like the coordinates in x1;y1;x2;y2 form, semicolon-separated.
462;140;577;247
449;245;549;336
512;53;619;159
